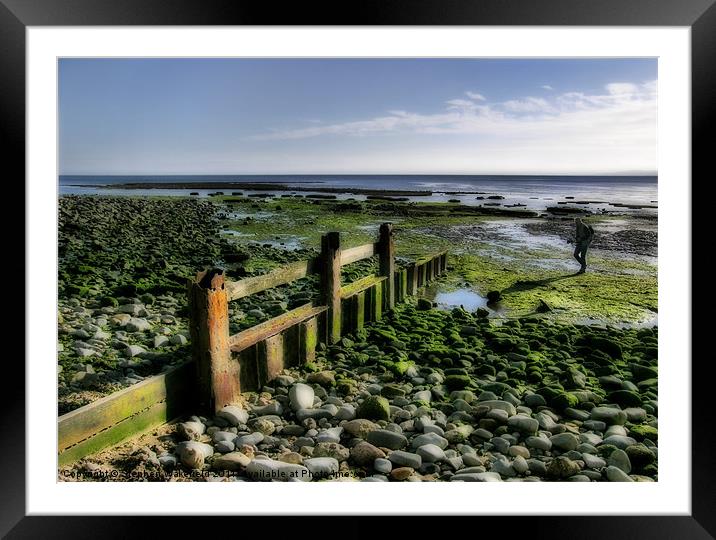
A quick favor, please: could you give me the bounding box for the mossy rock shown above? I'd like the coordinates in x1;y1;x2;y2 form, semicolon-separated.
608;389;642;408
564;368;587;389
637;378;658;390
481;381;513;395
489;337;519;353
587;349;615;367
635;346;658;360
536;386;563;403
474;307;489;318
336;380;357;395
552;392;579;411
114;284;138;297
356;395;391;421
139;293;156;305
594;364;622;377
371;328;398;343
527;370;544;384
412;399;431;409
582;336;623;360
630;364;658;381
390;361;415;377
625;444;656;469
303;362;320;373
417;298;433;310
381;384;406;398
100;296;119;307
596;444;619;458
66;284;91;297
444;374;472;391
76;264;95;274
629;424;658;441
476;364;497;377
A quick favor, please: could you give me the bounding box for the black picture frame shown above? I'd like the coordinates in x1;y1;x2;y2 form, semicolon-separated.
3;0;711;536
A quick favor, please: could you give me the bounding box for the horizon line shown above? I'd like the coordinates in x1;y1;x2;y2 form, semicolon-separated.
59;172;658;177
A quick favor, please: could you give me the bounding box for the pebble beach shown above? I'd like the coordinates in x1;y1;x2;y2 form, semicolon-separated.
58;184;658;482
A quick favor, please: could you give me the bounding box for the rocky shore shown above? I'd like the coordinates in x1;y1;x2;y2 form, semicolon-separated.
58;194;658;482
62;301;658;482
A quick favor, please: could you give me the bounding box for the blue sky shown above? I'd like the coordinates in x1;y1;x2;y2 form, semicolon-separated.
59;58;657;175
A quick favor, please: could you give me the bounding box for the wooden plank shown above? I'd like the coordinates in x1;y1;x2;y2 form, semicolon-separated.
58;361;194;452
417;263;425;287
321;232;342;344
341;297;354;335
407;263;418;296
228;303;327;353
237;345;260;393
59;400;173;467
315;308;328;350
225;258;319;301
398;268;408;302
354;291;366;332
416;250;448;264
258;334;284;388
299;317;319;364
370;281;383;321
340;274;386;298
282;323;301;368
188;269;240;413
379;223;396;311
340;243;378;266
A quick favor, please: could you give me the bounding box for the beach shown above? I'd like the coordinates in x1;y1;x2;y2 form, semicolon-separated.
58;180;658;482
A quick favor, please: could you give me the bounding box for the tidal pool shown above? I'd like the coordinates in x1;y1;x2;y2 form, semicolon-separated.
420;284;491;312
435;289;488;311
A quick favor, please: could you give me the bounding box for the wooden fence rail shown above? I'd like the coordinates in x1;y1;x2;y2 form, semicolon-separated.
58;222;447;465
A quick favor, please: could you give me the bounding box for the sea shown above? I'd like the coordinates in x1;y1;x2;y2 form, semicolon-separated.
58;175;658;213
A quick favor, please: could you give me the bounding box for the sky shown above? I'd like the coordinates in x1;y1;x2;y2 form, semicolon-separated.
59;58;657;176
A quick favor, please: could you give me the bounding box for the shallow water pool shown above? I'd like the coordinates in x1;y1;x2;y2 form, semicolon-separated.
419;284;492;312
434;289;488;311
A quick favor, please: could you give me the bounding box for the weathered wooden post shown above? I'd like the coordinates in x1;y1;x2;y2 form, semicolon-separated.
321;232;342;344
379;222;396;311
407;262;418;296
299;318;319;363
187;269;240;414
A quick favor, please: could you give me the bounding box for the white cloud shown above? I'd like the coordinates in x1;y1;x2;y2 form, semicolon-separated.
243;80;657;173
247;80;656;140
541;84;554;90
606;82;640;95
465;91;486;101
446;98;478;112
502;97;555;114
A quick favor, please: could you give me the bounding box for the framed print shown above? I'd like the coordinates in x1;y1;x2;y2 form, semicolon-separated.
3;0;712;536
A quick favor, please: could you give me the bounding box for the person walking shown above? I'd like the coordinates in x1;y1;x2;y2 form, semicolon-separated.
574;217;595;274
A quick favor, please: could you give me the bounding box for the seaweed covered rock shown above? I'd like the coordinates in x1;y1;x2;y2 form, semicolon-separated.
356;395;391;421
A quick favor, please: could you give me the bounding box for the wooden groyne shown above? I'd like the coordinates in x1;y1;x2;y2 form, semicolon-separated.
57;223;447;465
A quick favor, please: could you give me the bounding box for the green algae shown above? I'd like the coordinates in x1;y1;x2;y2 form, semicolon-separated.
213;196;656;324
355;395;391;421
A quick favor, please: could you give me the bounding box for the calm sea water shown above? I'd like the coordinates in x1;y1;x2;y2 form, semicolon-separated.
59;175;658;213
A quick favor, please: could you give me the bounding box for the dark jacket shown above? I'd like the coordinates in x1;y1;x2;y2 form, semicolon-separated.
576;221;594;243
